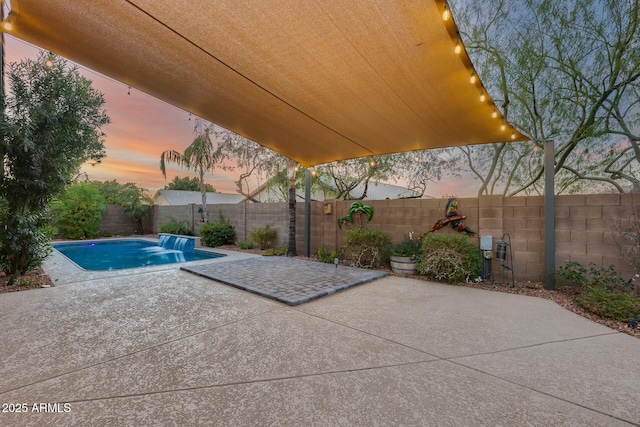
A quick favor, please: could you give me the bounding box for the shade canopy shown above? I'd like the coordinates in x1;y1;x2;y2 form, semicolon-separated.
2;0;527;167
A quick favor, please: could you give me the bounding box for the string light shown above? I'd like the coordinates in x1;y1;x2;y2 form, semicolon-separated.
188;113;192;121
492;109;498;119
44;53;54;68
479;91;486;103
1;21;12;31
511;131;516;140
369;158;376;168
470;72;477;84
442;5;451;21
311;169;317;176
454;41;462;54
127;86;131;95
501;121;506;131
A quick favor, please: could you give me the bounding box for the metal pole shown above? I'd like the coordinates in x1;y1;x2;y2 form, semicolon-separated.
304;169;311;257
544;139;555;290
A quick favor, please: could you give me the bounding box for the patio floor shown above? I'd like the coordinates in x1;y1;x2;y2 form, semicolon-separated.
1;249;639;426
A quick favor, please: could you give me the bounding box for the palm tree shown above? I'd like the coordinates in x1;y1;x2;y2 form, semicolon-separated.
160;122;221;222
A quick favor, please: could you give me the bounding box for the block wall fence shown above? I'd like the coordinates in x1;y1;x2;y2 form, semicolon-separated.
140;194;636;283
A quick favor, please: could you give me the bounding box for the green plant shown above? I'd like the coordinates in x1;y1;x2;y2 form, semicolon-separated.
317;245;339;263
50;183;106;240
391;239;421;259
250;224;277;250
343;228;391;268
417;234;481;283
555;262;626;292
338;201;374;229
235;241;254;250
159;218;193;236
200;215;235;247
263;246;287;256
576;285;640;322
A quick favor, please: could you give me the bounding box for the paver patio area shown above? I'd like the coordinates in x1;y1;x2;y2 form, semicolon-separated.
1;250;639;426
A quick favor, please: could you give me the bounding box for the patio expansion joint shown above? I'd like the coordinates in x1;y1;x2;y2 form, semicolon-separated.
0;305;286;398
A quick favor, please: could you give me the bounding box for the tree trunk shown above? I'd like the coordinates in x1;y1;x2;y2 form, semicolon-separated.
286;180;297;257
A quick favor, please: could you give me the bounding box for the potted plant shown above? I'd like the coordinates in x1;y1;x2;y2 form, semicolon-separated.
390;238;421;275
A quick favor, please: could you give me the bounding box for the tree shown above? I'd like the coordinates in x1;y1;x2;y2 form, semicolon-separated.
452;0;640;195
0;53;109;284
164;176;216;192
51;182;106;239
92;180;152;234
160;119;222;222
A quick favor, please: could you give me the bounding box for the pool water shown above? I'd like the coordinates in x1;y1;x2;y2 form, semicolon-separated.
53;239;224;271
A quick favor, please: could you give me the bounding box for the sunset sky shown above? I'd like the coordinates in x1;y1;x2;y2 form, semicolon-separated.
5;35;477;198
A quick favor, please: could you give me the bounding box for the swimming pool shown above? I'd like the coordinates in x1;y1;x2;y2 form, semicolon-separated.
53;239;224;271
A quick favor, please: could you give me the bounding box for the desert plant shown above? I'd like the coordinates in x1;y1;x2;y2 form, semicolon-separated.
577;285;640;322
317;244;339;263
555;262;628;293
417;234;481;283
263;246;287;256
235;241;254;250
200;215;235;247
159;218;193;236
50;183;106;239
250;224;277;250
343;228;391;269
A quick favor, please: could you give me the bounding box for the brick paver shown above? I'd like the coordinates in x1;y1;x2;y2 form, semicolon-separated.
182;257;387;305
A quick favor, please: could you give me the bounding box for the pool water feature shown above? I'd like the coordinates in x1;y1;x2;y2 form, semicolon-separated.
53;239;224;271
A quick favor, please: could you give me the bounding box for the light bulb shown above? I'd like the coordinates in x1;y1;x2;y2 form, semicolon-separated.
492;109;498;119
470;72;477;84
511;132;516;140
442;6;451;21
1;21;12;31
454;42;462;54
369;159;376;168
480;92;486;102
45;59;54;68
501;122;506;131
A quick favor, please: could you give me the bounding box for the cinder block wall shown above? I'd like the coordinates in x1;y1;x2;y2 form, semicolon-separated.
100;205;151;236
149;194;637;283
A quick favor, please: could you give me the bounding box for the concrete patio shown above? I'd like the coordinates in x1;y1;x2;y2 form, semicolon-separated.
1;250;639;426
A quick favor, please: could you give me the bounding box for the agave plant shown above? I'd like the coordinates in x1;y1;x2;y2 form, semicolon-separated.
338;201;374;229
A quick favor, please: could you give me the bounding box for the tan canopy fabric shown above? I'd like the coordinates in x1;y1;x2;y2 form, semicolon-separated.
2;0;527;167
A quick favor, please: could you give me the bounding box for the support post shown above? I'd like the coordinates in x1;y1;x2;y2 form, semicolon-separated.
544;140;556;290
304;169;311;257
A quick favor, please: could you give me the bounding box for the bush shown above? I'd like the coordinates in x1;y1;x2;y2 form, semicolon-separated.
555;262;628;293
391;239;422;259
235;241;254;250
577;285;640;322
250;225;277;250
317;244;339;263
50;183;106;239
200;219;235;247
263;246;287;256
159;218;193;236
343;229;391;269
417;234;481;283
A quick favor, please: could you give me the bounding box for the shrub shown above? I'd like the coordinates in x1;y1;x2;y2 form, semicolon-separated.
417;234;481;283
577;285;640;322
263;246;287;256
555;262;628;293
250;225;277;250
200;217;235;247
235;241;254;250
159;218;193;235
50;182;106;239
391;239;422;259
343;229;391;268
317;244;339;263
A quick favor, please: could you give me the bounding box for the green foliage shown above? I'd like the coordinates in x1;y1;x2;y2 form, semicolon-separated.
343;228;391;268
235;241;254;250
555;262;626;292
92;180;150;233
164;176;216;192
0;53;109;281
250;224;277;250
200;214;235;247
317;244;339;263
338;201;374;229
159;218;193;236
391;239;422;259
263;246;287;256
417;234;481;283
50;183;106;240
577;285;640;322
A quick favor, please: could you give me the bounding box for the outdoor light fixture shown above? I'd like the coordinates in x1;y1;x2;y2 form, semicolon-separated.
496;239;507;261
